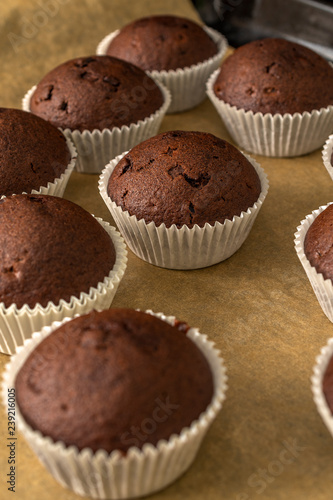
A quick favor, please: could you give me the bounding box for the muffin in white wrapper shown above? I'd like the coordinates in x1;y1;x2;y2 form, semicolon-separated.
207;68;333;158
99;151;269;270
312;337;333;438
322;134;333;180
0;219;127;355
294;202;333;322
29;136;77;197
97;27;228;114
22;82;171;174
2;310;227;500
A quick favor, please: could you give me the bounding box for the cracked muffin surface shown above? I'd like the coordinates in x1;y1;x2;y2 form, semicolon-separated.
107;130;261;228
0;194;116;309
0;108;71;196
213;38;333;115
30;55;164;131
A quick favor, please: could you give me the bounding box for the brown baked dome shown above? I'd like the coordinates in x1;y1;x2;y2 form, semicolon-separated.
0;194;116;309
107;130;261;228
15;308;214;453
0;108;71;196
105;15;218;71
304;204;333;282
323;354;333;414
30;55;164;132
213;38;333;115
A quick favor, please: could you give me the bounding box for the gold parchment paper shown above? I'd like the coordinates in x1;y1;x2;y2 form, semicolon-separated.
1;1;333;499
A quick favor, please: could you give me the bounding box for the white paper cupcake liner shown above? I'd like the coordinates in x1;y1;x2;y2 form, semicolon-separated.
97;27;228;114
322;134;333;180
312;337;333;438
28;136;77;197
207;68;333;157
22;82;171;174
0;219;127;355
2;310;227;499
99;151;269;270
294;202;333;322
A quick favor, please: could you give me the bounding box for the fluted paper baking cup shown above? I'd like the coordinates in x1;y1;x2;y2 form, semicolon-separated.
207;69;333;157
322;134;333;180
312;337;333;437
2;310;227;499
29;136;77;197
0;219;127;355
22;82;171;174
99;152;269;270
294;202;333;322
97;27;228;114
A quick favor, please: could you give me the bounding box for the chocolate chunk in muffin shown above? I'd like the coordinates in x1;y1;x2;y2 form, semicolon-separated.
213;38;333;115
107;130;261;228
30;55;164;131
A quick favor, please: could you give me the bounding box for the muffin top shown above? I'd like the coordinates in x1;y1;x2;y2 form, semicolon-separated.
0;108;71;196
15;308;214;453
304;204;333;281
30;55;164;131
107;130;261;228
322;354;333;415
105;15;218;71
213;38;333;115
0;194;116;309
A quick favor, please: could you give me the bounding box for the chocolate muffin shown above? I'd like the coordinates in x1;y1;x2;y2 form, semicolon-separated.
213;38;333;115
0;194;116;309
304;204;333;281
15;308;214;453
105;15;218;72
323;355;333;414
107;130;261;228
29;55;164;132
0;108;71;196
